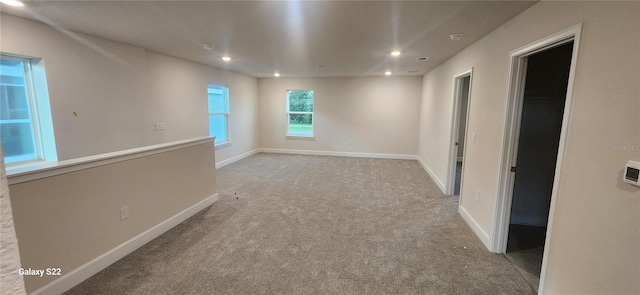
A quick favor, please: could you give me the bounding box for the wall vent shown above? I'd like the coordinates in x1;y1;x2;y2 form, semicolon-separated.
416;57;429;61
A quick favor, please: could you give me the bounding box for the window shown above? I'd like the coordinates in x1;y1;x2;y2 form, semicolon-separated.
286;90;314;136
207;85;230;144
0;54;56;164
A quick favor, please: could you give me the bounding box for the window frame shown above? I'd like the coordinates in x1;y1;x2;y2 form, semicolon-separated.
207;84;231;147
286;89;314;138
0;54;46;165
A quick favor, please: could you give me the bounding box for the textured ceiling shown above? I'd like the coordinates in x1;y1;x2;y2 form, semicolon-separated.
3;1;536;77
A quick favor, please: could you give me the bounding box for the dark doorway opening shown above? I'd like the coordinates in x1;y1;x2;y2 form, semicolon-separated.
505;41;574;291
454;76;470;196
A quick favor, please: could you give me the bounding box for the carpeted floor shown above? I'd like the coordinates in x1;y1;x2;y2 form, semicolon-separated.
65;153;535;294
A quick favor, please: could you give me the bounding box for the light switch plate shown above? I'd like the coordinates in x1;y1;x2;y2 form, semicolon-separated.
155;122;166;131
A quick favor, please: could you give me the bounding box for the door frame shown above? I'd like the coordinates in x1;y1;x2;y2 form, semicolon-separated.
492;24;582;292
447;68;473;196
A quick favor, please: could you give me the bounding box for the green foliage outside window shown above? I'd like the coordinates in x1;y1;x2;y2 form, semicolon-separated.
287;90;313;135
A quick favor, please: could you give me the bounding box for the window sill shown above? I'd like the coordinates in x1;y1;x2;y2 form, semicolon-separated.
286;135;315;140
214;140;232;149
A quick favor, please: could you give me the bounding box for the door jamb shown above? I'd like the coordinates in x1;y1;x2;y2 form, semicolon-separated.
492;23;582;294
447;68;473;197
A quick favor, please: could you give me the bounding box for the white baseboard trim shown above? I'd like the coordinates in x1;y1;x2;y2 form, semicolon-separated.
458;205;492;250
215;149;259;169
416;156;446;193
31;193;219;295
258;148;417;160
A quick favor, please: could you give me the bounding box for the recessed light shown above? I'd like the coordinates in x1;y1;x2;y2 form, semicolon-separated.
202;43;215;51
450;34;463;41
274;73;280;77
390;51;401;57
0;0;24;6
385;71;392;76
222;56;231;62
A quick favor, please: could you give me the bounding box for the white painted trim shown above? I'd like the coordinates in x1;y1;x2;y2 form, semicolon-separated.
214;140;232;149
490;23;582;295
416;156;446;194
258;148;416;160
458;205;492;250
493;50;529;253
215;149;259;169
7;137;215;185
30;193;218;295
538;24;582;295
285;135;315;140
447;69;474;197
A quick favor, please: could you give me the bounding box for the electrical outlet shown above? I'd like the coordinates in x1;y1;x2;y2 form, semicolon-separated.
120;206;129;220
155;122;166;131
474;190;480;202
348;139;353;145
472;133;477;143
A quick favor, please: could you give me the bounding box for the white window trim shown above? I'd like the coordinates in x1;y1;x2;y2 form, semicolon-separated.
286;89;314;138
284;134;316;140
207;84;231;145
1;54;57;166
214;140;232;149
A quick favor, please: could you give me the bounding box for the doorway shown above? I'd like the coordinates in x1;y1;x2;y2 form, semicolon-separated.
494;24;581;293
504;41;574;291
449;70;472;197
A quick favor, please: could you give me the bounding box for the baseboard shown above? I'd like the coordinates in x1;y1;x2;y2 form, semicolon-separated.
215;149;259;169
416;156;446;193
258;148;417;160
257;149;447;195
458;205;492;250
259;150;447;195
31;193;219;295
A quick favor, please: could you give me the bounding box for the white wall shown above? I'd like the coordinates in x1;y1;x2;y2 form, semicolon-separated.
418;1;639;294
0;13;258;164
258;76;422;156
145;52;259;163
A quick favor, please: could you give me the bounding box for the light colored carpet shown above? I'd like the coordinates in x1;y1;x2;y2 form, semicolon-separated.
65;153;534;294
